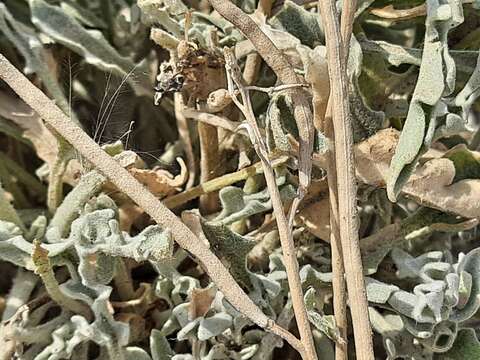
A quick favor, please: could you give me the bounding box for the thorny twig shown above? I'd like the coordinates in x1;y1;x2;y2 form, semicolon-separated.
317;1;375;359
223;48;316;360
0;53;303;354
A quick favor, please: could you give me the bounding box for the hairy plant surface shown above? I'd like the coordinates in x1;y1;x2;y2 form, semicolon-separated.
0;0;480;359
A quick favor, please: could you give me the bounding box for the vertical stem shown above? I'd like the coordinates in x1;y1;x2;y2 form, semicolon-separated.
326;2;357;359
318;1;374;359
198;122;220;213
114;259;136;301
207;0;317;352
175;93;196;189
223;47;316;360
255;148;316;360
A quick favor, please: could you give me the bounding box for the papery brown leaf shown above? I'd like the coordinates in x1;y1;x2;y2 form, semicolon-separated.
129;157;187;197
188;287;216;320
355;129;480;218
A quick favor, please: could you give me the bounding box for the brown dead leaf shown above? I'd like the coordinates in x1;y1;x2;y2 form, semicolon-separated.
355;128;480;218
297;198;330;241
296;178;330;241
105;154;187;198
302;129;480;241
402;159;480;218
355;128;398;186
129;157;187;197
188;286;216;320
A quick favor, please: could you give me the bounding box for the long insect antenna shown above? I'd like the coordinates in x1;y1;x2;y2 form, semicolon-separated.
93;71;113;143
95;65;139;145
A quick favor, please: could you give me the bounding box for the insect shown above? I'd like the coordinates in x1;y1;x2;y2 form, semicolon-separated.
153;10;226;105
154;39;225;106
154;62;185;105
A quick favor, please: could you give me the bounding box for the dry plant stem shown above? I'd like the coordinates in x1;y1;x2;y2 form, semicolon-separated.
175;93;196;189
326;2;357;359
341;0;356;51
325;148;347;360
164;156;288;208
0;54;302;350
208;0;315;223
224;49;316;360
183;108;238;132
32;240;93;320
198;121;220;213
318;1;374;359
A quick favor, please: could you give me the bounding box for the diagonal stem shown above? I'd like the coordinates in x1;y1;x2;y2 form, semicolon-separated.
0;53;302;352
224;49;316;360
207;0;315;227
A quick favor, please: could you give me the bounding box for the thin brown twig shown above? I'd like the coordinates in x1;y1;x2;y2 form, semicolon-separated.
369;1;474;21
175;93;196;189
182;108;238;132
317;1;375;359
206;2;316;357
198;120;221;213
370;4;426;20
207;0;315;226
0;53;302;351
223;48;316;360
164;155;288;208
